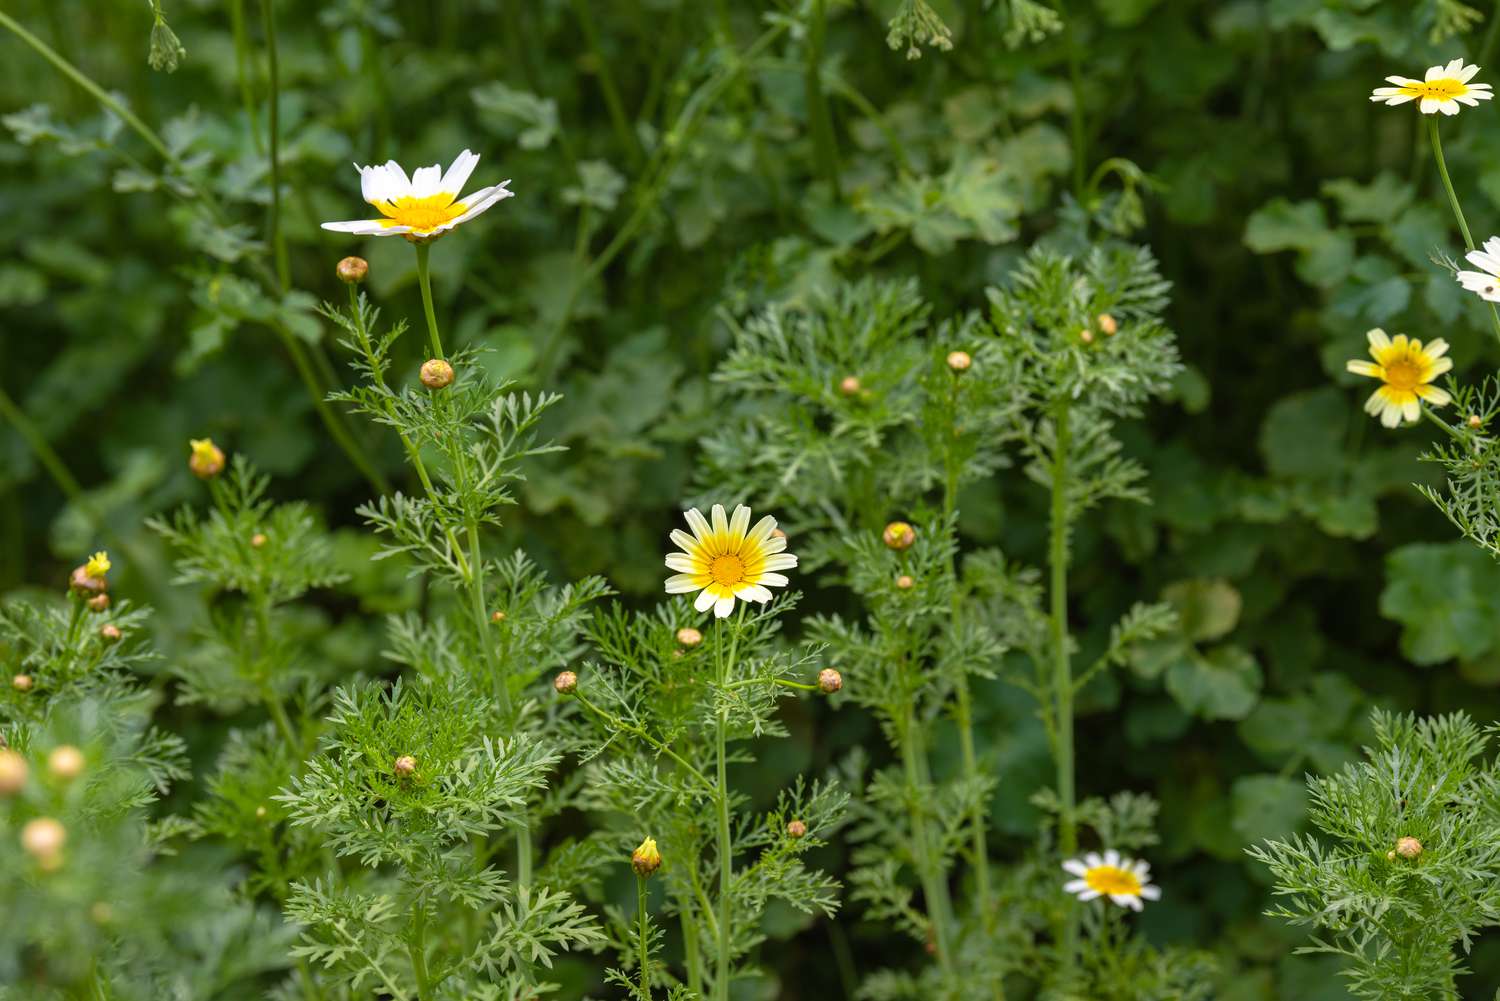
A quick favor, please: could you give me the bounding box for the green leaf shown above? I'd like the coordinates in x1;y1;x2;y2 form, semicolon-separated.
1380;542;1500;664
1162;578;1242;642
1230;774;1307;844
1165;645;1263;720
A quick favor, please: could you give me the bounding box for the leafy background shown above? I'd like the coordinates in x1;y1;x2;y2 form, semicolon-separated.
5;0;1500;996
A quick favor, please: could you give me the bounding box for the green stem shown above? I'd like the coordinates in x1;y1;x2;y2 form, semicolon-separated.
805;0;840;195
1430;118;1474;251
1049;398;1078;977
1482;1;1500;72
413;243;446;359
1060;0;1087;198
571;690;716;793
229;0;263;153
0;386;84;502
899;704;954;969
277;322;390;493
571;0;643;168
637;876;652;998
259;0;289;289
713;605;746;1001
682;908;703;996
1422;403;1465;441
409;900;432;1001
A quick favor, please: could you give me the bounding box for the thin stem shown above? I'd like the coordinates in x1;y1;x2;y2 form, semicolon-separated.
1060;1;1087;197
1482;1;1500;72
413;243;446;359
898;701;954;970
682;908;703;996
571;690;716;793
0;386;84;501
571;0;643;168
1422;403;1466;441
1049;398;1078;977
277;322;391;493
724;677;818;691
713;605;746;1001
409;899;432;1001
805;0;840;195
1430;118;1474;251
259;0;289;289
229;0;263;153
636;876;652;998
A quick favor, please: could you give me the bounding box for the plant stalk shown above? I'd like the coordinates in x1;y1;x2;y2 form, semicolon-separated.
413;243;446;359
259;0;289;288
1049;398;1078;976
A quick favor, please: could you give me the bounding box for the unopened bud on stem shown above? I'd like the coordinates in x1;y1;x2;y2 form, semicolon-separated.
786;819;807;839
882;521;915;550
818;668;843;694
946;350;971;372
676;627;703;647
554;670;578;695
336;256;369;284
1396;836;1423;859
48;745;85;780
632;836;662;877
0;750;27;795
420;359;455;390
188;438;226;479
393;755;417;777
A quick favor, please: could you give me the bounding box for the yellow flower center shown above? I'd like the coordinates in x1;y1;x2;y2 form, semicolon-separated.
85;551;111;579
374;193;468;233
1083;865;1142;897
1398;78;1468;101
710;554;746;587
1383;358;1422;391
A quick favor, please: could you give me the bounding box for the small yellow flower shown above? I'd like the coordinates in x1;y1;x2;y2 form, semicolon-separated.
632;837;662;877
664;504;797;619
84;551;111;579
1062;850;1160;911
188;438;225;479
1346;328;1452;428
1371;58;1493;115
322;149;513;242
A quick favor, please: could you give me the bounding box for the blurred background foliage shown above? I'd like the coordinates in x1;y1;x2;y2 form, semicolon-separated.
5;0;1500;996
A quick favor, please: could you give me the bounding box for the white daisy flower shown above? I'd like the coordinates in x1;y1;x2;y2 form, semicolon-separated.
665;504;797;619
1370;58;1493;115
321;149;513;242
1062;849;1161;912
1457;235;1500;303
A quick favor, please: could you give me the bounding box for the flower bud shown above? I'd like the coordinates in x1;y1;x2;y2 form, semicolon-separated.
491;610;507;623
255;805;267;819
676;627;703;647
1079;329;1094;344
420;359;455;390
48;745;85;780
946;350;972;372
632;836;662;877
772;527;787;540
554;670;578;695
1097;313;1118;336
786;819;807;839
188;438;226;479
1469;414;1483;429
70;551;111;597
86;593;110;613
99;624;122;643
818;668;843;694
21;817;66;866
251;533;268;548
896;574;915;590
839;375;861;396
394;755;417;777
0;750;28;795
1396;836;1423;859
1386;849;1396;861
12;674;33;693
882;521;915;550
336;256;369;284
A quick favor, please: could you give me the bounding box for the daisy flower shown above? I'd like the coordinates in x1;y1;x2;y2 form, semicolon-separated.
665;504;797;618
321;149;513;242
1457;235;1500;303
1062;850;1161;912
1370;58;1492;115
1346;328;1453;428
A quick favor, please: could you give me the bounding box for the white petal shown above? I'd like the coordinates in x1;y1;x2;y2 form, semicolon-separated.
429;183;514;232
761;553;798;572
1426;338;1450;359
440;149;479;196
711;504;729;539
1440;100;1461;115
410;163;443;199
1422;386;1453;407
713;594;736;618
1076;888;1101;901
1140;884;1162;900
1420;96;1441;113
1402;396;1421;422
380;160;411;196
1084;852;1103;868
756;572;789;588
684;508;712;542
729;505;751;543
665;573;703;594
694;589;717;613
670;529;698;552
1426;63;1446;82
665;553;700;573
735;584;773;603
1062;859;1089;876
1103;849;1120;867
1461;63;1481;82
322;219;408;235
1063;879;1089;893
746;515;777;544
1367;328;1391;350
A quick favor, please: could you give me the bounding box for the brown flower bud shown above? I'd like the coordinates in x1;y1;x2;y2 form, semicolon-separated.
12;674;33;693
676;627;703;647
818;668;843;694
188;438;226;479
491;610;507;623
420;358;455;390
882;521;916;550
21;817;66;866
554;670;578;695
251;533;268;548
839;375;861;396
786;819;807;839
1396;836;1423;859
1097;313;1118;336
1469;414;1483;429
99;624;122;643
1079;329;1095;344
632;836;662;877
0;750;28;795
896;574;915;590
69;565;108;598
47;745;85;780
86;594;110;613
946;350;972;372
336;256;369;284
394;755;417;777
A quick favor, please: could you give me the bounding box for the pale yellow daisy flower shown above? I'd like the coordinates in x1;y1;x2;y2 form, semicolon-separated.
665;504;797;619
1370;58;1492;115
1062;850;1161;912
1457;235;1500;302
322;149;513;242
1346;328;1453;428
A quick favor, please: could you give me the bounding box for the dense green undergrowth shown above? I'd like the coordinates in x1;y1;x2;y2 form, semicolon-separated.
9;1;1500;998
